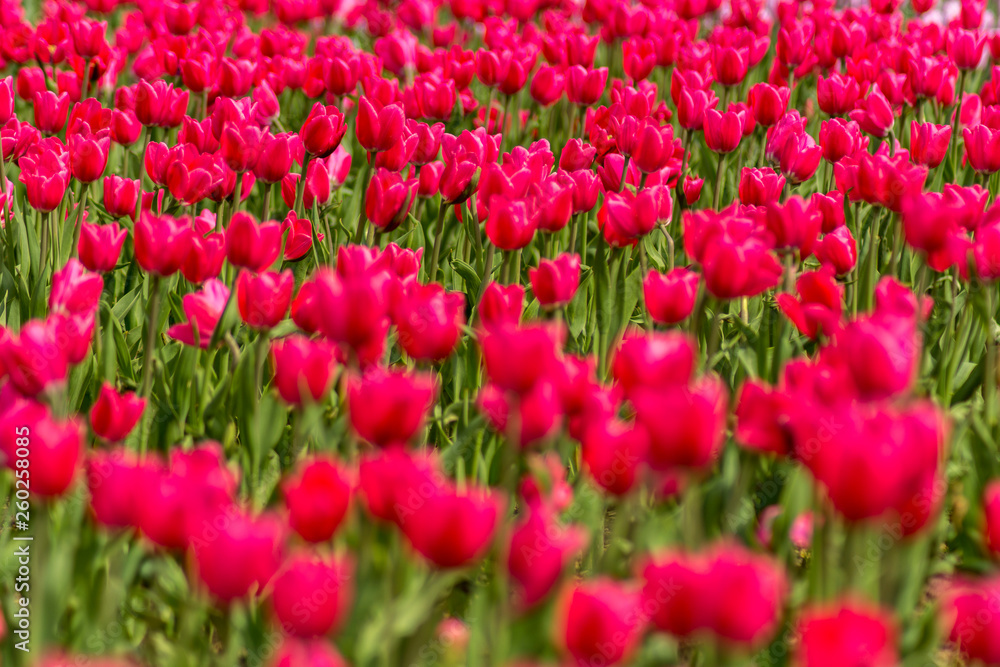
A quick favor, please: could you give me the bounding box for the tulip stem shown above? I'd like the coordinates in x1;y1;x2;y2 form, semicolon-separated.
71;183;89;259
659;225;674;271
952;70;967;173
985;283;997;426
293;153;311;217
427;200;449;281
353;156;373;245
567;213;578;255
140;274;163;398
134;125;147;224
261;181;272;223
618;154;630;193
712;152;727;210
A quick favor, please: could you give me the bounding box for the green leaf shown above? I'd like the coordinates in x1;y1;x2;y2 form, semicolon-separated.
451;259;481;295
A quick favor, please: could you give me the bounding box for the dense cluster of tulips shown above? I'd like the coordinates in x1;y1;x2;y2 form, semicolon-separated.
6;0;1000;664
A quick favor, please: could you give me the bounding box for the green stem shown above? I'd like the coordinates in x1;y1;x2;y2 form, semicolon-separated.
139;274;163;398
427;200;449;282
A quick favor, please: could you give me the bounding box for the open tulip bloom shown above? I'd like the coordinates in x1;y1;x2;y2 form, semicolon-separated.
6;1;1000;666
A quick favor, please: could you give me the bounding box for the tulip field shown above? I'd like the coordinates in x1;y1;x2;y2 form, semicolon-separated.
7;0;1000;664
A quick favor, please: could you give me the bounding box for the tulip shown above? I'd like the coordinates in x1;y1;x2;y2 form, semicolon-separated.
271;336;338;406
712;44;750;86
110;109;141;146
530;65;564;106
89;383;146;442
581;417;650;496
684;176;704;204
181;232;226;285
735;380;794;457
794;602;899;667
192;510;284;602
103;175;140;219
478;379;563;448
254;132;295;184
849;87;895;138
507;507;586;609
33;91;70;134
0;77;13;126
776;269;843;339
399;480;502;568
611;330;696;397
633;375;728;470
0;320;68;396
347;367;436;446
237;270;294;331
408;120;444;165
748;83;790;127
19;149;70;213
558;579;644;667
68;131;110;183
949;29;986;71
643;268;700;325
166;279;231;349
479;282;525;331
86;449;160;529
739;168;786;206
220;122;264;173
565;66;608;106
23;412;83;498
480;323;564;395
366;169;417;232
134;213;192;277
485;196;537;250
631;120;675;173
529;254;581;308
78;222;126;273
964;124;1000;173
817;73;862;116
356;98;405;153
599;188;659;247
819;118;866;164
393;284;465;362
943;577;1000;666
704;107;746;154
271;638;349;667
226;212;283;272
49;259;102;316
910;122;952;169
534;176;574;232
283;456;352;543
134;80;189;128
815;226;858;276
985;480;1000;557
358;447;444;524
559;139;597;171
270;554;353;638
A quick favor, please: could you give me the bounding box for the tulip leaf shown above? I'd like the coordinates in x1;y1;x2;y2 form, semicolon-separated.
451;259;481;295
111;283;143;321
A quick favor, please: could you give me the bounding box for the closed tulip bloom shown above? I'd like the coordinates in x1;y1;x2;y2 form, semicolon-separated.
558;579;644;667
631;120;675;173
633;375;728;470
748;83;790;127
192;511;284;602
299;103;348;158
0;77;13;126
611;330;696;397
819;118;866;164
78;222;126;273
68;131;110;183
135;213;192;277
0;320;69;396
777;130;823;184
33;91;70;134
399;482;502;568
89;383;145;442
530;254;581;308
347;367;436;446
534;176;574;232
943;577;1000;666
565;65;608;105
366;169;417;232
356;98;405;153
181;232;226;285
254;132;294;184
817;73;862;116
270;554;353;638
949;29;986;70
479;282;525;331
530;65;564;106
24;413;83;498
739;168;786;205
49;259;102;315
20;151;70;213
599;188;659;247
559;139;597;171
103;175;140;219
271;638;349;667
712;44;750;86
794;602;899;667
393;284;465;362
581;417;650;496
815;226;858;275
704;107;746;154
226;212;282;272
221;122;264;173
909;122;952;169
480;323;564;395
237;270;294;331
485;196;537;250
408;120;444;166
110;109;141;146
283;456;352;543
86;449;160;529
684;176;704;204
507;507;586;609
762;196;822;257
478;379;563;448
849;87;895;138
271;336;337;406
964;124;1000;173
644;268;700;325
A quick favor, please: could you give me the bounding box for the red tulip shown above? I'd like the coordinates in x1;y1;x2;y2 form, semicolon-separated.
237;270;294;331
347;367;436;446
739;168;786;206
581;417;650;496
643;268;700;325
271;336;338;406
283;456;352;543
270;554;353;638
166;279;231;349
226;212;282;272
480;323;563;395
103;175;140;219
849;87;895;138
86;449;160;529
964;124;1000;173
704;107;746;154
507;506;586;609
565;66;608;106
398;480;502;568
485;196;537;250
529;254;581;308
530;65;564;106
68;131;110;183
479;282;525;331
909;122;952;169
78;222;126;273
558;579;644;667
356;98;405;154
366;169;417;232
192;510;284;602
89;383;145;442
815;225;858;276
392;284;465;362
748;83;790;127
33;91;70;134
135;213;192;277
